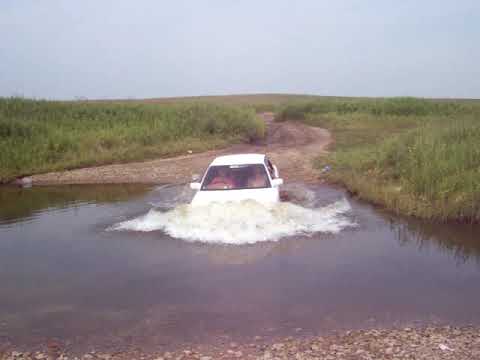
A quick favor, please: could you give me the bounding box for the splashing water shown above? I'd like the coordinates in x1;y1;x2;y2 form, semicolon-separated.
110;198;355;244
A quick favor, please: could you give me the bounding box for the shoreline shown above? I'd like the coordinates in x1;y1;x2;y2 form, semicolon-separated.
2;325;479;359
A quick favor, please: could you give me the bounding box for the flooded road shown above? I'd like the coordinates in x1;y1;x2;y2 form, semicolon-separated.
1;184;480;352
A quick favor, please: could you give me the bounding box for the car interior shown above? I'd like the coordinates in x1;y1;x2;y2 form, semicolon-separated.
202;164;271;190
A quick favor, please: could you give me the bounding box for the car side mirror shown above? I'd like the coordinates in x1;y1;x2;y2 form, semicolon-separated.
271;178;283;187
190;182;201;190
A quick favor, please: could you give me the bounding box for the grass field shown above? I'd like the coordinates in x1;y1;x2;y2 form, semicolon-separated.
275;97;480;222
85;93;324;112
0;98;265;183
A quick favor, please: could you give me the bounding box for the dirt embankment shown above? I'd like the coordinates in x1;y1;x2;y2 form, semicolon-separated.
30;113;331;185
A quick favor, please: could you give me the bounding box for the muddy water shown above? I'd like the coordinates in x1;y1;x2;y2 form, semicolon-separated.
1;184;480;352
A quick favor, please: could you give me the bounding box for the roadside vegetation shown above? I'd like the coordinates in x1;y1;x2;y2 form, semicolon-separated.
104;93;321;113
0;98;265;183
275;97;480;222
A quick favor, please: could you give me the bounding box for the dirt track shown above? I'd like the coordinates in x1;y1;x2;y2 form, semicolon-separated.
31;113;331;185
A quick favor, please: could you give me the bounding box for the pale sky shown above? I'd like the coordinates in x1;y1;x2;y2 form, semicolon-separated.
1;0;479;99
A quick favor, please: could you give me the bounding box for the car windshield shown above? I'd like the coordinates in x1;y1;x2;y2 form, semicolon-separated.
201;164;271;190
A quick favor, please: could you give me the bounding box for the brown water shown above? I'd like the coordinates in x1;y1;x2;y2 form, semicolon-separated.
0;184;479;352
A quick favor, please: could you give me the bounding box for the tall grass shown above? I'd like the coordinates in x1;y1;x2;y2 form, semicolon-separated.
275;97;475;121
0;98;265;183
276;97;480;222
371;118;480;220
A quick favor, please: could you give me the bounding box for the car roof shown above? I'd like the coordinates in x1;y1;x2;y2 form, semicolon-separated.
210;153;266;166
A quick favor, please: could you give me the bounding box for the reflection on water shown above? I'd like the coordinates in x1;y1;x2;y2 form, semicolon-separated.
190;242;291;265
391;216;480;265
0;184;150;226
1;184;480;352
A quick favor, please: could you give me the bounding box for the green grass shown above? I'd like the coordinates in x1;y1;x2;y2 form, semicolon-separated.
95;93;323;112
275;97;480;222
0;98;265;183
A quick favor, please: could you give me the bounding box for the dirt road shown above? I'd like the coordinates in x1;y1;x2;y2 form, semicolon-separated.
31;113;331;185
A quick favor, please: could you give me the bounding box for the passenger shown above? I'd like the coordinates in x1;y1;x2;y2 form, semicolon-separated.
206;167;236;189
247;166;268;188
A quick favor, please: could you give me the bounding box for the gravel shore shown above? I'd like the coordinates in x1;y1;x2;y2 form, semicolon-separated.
2;326;479;360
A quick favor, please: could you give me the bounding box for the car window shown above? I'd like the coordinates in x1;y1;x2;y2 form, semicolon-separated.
201;164;271;190
265;158;275;178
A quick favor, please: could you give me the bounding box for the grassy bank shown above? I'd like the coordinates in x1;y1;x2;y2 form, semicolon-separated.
275;97;480;222
0;98;265;183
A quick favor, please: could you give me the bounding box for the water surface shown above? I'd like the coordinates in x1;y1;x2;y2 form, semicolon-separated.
1;184;479;352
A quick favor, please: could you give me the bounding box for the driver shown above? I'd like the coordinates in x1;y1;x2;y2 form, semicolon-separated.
206;167;236;189
247;166;268;188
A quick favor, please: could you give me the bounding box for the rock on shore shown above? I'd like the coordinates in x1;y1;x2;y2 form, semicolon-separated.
2;326;479;360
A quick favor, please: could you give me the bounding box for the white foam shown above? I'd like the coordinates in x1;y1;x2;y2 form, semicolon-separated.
110;199;355;244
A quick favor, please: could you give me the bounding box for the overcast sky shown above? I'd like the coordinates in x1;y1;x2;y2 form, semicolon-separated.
1;0;479;99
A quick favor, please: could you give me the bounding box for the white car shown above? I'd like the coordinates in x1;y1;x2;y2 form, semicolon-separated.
190;154;283;206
